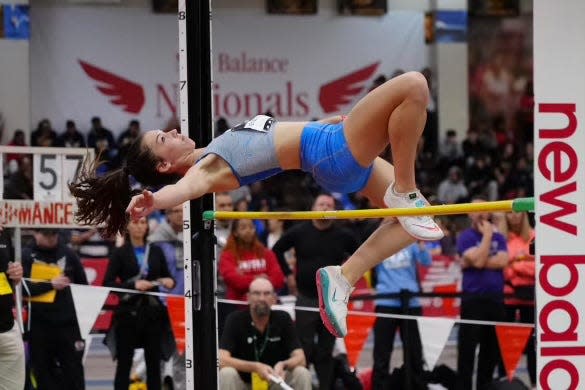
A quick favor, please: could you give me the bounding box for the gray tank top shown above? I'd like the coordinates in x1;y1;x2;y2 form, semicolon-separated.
199;115;282;185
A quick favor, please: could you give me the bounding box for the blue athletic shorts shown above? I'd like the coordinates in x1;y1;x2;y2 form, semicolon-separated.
300;121;373;193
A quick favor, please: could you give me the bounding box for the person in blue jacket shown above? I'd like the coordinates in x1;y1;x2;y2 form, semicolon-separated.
372;240;432;390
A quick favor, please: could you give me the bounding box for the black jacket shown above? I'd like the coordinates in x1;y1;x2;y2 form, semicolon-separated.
0;229;15;332
22;243;88;327
104;242;173;308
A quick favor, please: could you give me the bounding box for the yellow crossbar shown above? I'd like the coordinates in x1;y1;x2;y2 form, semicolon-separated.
203;197;534;221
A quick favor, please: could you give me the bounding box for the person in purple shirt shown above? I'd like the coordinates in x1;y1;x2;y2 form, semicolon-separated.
456;198;508;390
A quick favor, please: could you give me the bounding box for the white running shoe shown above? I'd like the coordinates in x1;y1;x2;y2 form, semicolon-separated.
383;181;444;241
316;266;354;338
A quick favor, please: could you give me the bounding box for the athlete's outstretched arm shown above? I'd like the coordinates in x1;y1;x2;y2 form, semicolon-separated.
126;166;211;219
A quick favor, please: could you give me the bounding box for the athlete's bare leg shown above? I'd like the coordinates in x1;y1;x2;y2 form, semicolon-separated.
316;73;440;338
342;71;428;193
340;158;416;284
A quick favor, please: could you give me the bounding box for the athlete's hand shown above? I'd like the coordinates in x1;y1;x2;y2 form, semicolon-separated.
126;190;155;220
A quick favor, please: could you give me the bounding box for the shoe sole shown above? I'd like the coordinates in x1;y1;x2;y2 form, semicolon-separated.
397;219;445;241
383;191;444;241
384;200;444;241
316;269;343;338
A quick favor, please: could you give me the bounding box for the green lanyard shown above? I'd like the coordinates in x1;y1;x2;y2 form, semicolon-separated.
252;324;270;361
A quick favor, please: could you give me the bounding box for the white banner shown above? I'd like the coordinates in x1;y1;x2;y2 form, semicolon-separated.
534;1;585;389
417;317;454;371
70;284;110;340
30;6;427;137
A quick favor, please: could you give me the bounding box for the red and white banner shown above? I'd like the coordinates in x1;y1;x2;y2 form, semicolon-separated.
0;200;76;227
534;1;585;389
30;5;427;136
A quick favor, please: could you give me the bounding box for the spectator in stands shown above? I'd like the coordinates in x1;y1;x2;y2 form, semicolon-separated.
456;199;508;390
148;204;184;296
104;216;175;390
219;219;284;302
216;191;235;335
4;156;33;199
70;228;114;260
87;116;117;171
0;225;25;390
57;120;86;148
372;241;431;390
509;156;533;197
23;228;88;390
263;218;285;250
117;119;141;162
215;117;230;138
368;74;387;92
464;154;498;201
437;166;469;204
272;193;359;390
219;277;311;390
31;118;58;147
499;211;536;387
421;67;438;158
517;80;534;146
215;192;235;254
147;204;186;390
437;129;463;172
5;129;27;172
436;217;458;258
461;128;488;168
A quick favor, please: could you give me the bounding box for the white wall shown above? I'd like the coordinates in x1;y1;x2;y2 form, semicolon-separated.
0;39;29;142
0;0;30;143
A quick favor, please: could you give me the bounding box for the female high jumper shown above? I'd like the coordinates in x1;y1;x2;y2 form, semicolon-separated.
70;71;443;338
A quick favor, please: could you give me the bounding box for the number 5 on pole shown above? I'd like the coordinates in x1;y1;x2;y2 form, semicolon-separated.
33;154;61;201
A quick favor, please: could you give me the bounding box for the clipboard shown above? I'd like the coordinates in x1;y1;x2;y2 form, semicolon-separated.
29;262;62;303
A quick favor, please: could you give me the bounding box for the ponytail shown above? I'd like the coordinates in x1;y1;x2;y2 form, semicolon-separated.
69;161;134;237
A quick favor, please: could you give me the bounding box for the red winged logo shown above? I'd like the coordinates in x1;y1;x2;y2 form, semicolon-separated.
318;62;380;113
79;60;145;114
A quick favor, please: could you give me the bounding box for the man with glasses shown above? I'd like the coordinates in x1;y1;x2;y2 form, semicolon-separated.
219;277;311;390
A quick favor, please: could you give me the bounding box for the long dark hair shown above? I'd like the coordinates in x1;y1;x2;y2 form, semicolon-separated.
223;219;266;261
69;135;181;237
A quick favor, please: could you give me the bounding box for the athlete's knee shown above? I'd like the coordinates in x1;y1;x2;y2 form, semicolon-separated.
401;71;430;106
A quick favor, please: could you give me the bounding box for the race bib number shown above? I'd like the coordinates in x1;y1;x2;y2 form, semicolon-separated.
232;115;276;133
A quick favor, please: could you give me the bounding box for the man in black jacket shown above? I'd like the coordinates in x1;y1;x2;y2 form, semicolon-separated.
0;226;25;389
272;193;360;389
23;228;88;390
